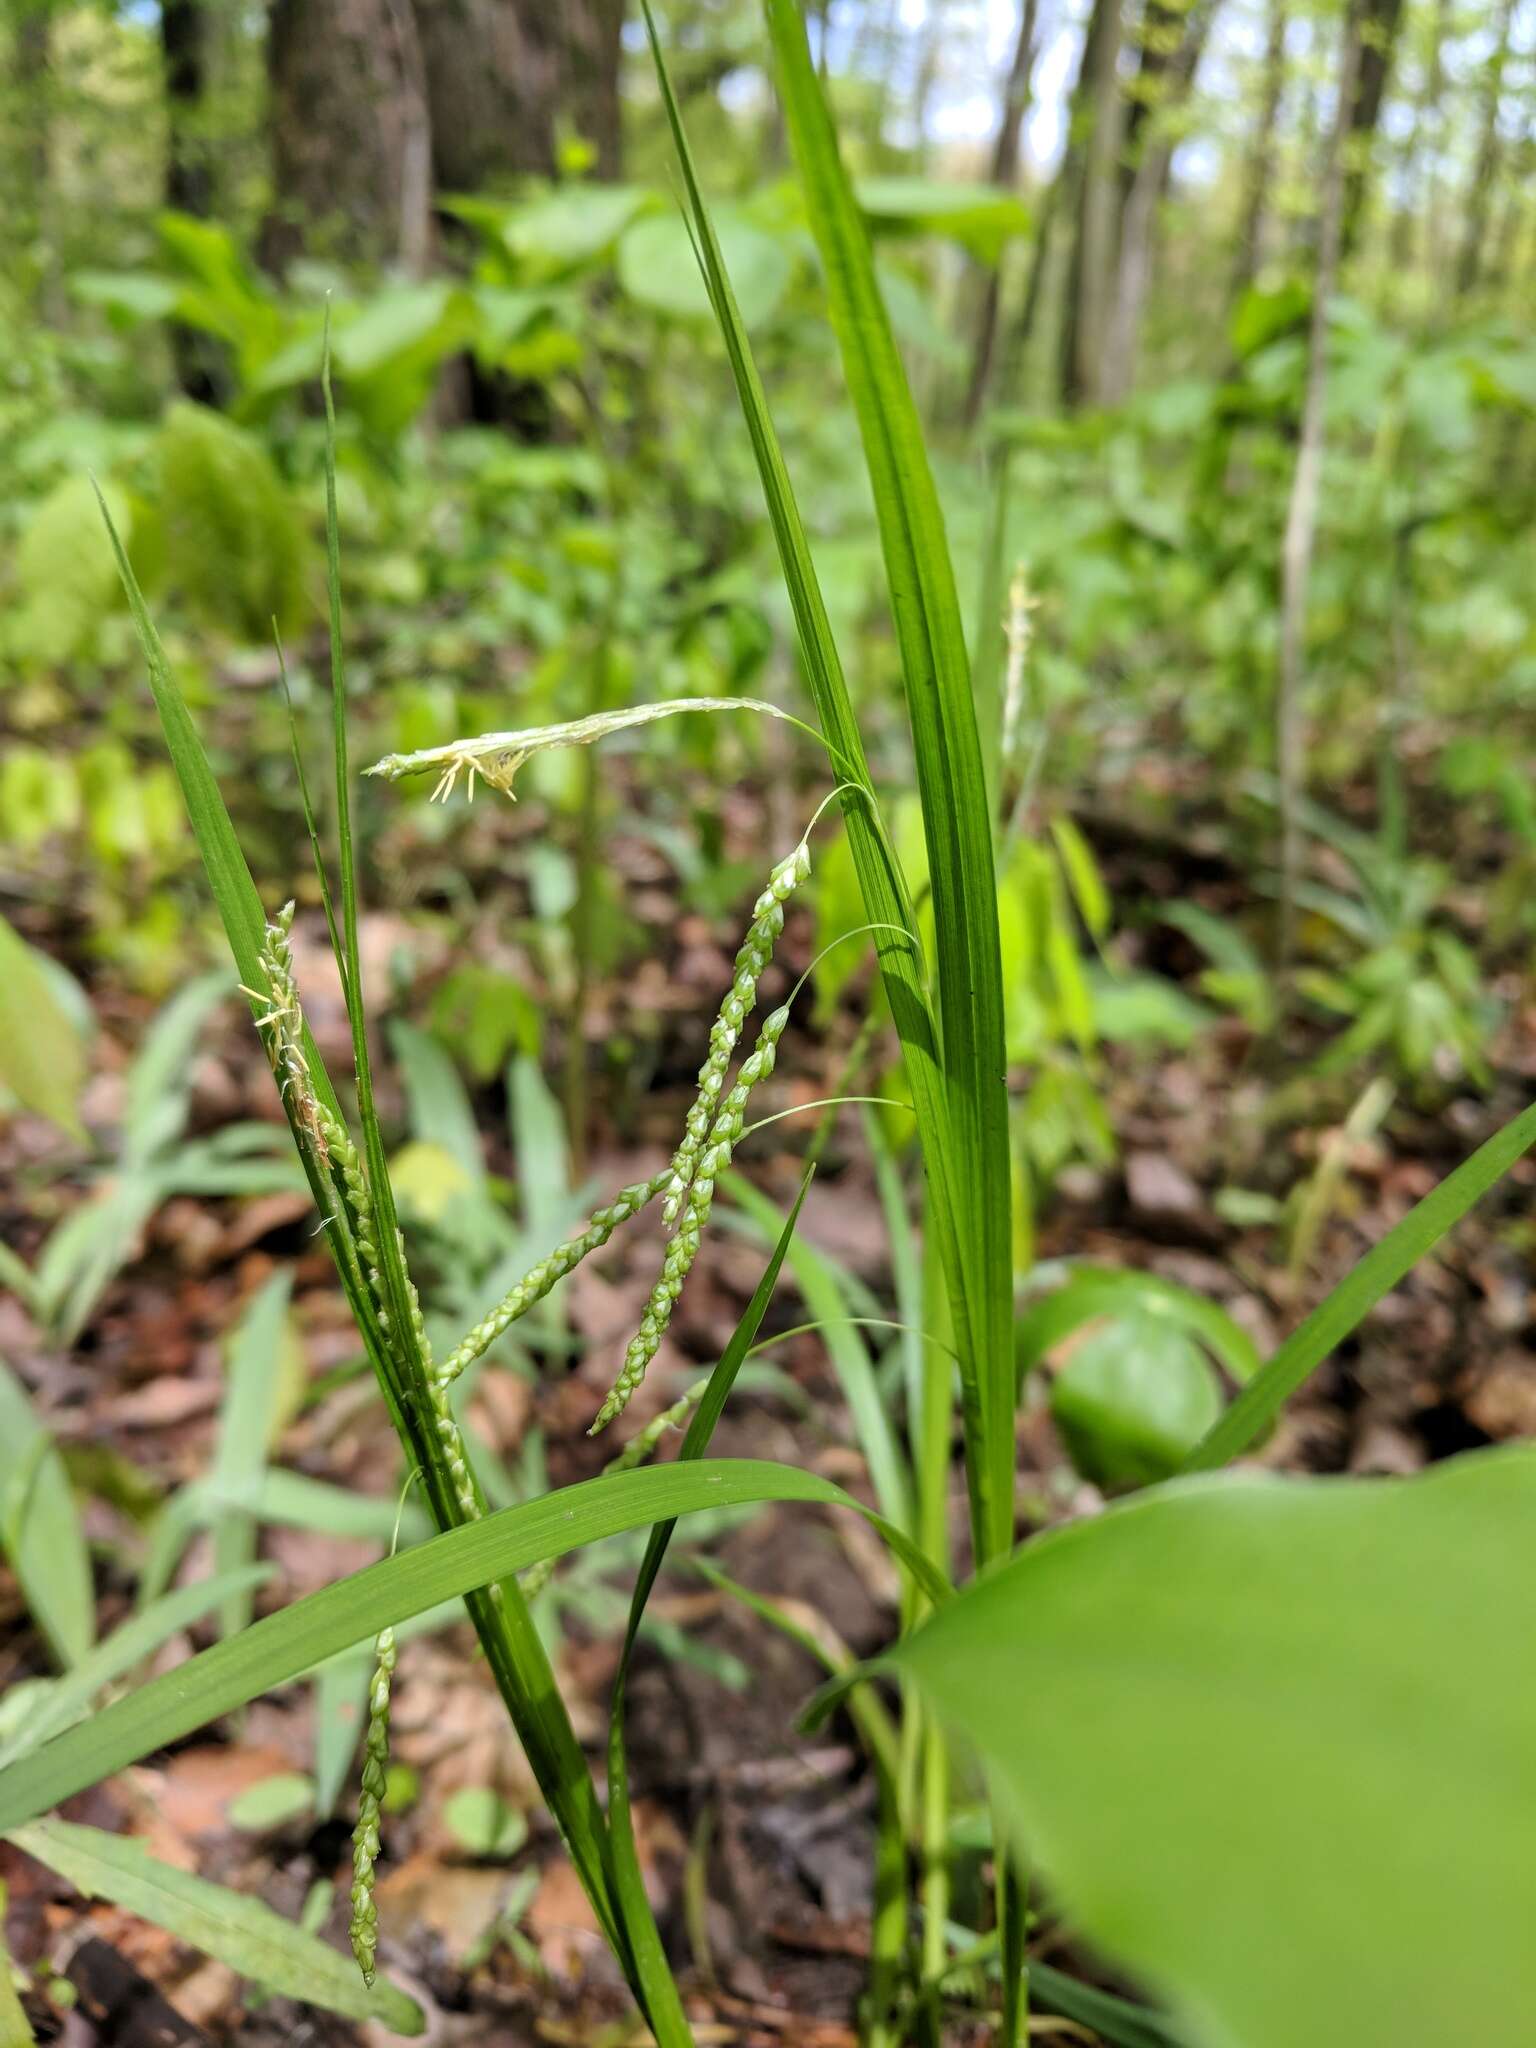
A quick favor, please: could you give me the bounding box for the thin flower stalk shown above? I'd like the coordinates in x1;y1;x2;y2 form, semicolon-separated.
436;1167;674;1391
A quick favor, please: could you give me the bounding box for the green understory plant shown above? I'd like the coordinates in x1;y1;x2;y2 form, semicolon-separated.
9;9;1536;2048
14;971;304;1345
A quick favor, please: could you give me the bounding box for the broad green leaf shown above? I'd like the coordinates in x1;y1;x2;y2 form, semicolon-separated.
443;1787;528;1860
617;212;791;327
1050;1315;1220;1491
333;283;455;376
8;1817;421;2033
763;0;1012;1571
504;184;653;268
855;177;1031;263
1185;1094;1536;1471
0;1457;942;1832
1017;1265;1259;1390
8;475;127;664
890;1448;1536;2048
71;270;182;321
0;917;87;1141
227;1772;314;1831
156;402;306;640
0;1356;93;1670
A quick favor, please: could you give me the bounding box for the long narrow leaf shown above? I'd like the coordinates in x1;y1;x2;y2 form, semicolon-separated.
0;1566;271;1768
1183;1097;1536;1471
639;8;999;1571
0;1458;944;1833
760;0;1012;1571
0;1357;93;1670
8;1817;421;2033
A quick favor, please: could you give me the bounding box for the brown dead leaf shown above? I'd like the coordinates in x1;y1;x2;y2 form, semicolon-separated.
374;1853;519;1965
527;1857;604;1982
132;1743;295;1845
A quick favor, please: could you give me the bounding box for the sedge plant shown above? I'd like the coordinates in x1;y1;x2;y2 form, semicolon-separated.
9;9;1536;2048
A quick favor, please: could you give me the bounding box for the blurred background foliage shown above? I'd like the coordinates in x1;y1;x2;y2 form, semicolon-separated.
3;0;1536;1249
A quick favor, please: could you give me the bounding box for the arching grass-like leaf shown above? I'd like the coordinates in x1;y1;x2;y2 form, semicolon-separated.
1183;1094;1536;1471
0;1457;944;1834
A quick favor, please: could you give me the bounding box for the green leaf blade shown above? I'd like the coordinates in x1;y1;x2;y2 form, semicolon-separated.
0;1458;940;1834
761;0;1012;1569
890;1447;1536;2048
9;1817;422;2033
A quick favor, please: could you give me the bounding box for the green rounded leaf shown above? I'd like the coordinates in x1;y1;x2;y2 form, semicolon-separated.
228;1772;315;1833
443;1787;528;1860
617;212;791;328
1050;1314;1221;1491
156;401;306;640
0;918;88;1141
890;1447;1536;2048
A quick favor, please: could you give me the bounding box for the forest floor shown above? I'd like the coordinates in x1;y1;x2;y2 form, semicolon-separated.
4;775;1536;2046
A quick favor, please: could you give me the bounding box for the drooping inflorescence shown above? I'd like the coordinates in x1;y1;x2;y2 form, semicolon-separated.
591;1001;790;1434
349;1626;397;1987
662;838;810;1227
245;908;487;1532
436;1167;674;1390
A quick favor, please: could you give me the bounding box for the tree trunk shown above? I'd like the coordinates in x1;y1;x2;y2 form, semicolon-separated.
1457;0;1517;296
412;0;624;192
265;0;433;271
1387;0;1446;276
1276;5;1361;979
1101;0;1217;403
1230;0;1287;298
1338;0;1404;258
161;0;224;397
963;0;1041;425
1059;0;1125;407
